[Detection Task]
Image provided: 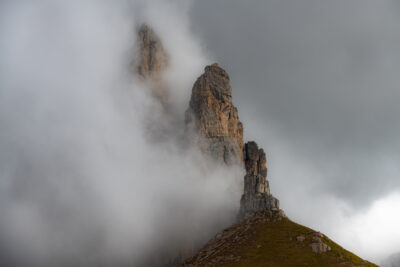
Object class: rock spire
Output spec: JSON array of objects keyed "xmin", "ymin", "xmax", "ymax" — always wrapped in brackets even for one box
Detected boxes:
[
  {"xmin": 185, "ymin": 63, "xmax": 282, "ymax": 218},
  {"xmin": 136, "ymin": 24, "xmax": 169, "ymax": 103},
  {"xmin": 185, "ymin": 63, "xmax": 244, "ymax": 165},
  {"xmin": 238, "ymin": 141, "xmax": 281, "ymax": 218}
]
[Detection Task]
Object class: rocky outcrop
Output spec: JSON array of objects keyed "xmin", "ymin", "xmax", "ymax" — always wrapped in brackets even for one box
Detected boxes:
[
  {"xmin": 185, "ymin": 63, "xmax": 281, "ymax": 217},
  {"xmin": 135, "ymin": 24, "xmax": 178, "ymax": 142},
  {"xmin": 296, "ymin": 232, "xmax": 331, "ymax": 254},
  {"xmin": 180, "ymin": 211, "xmax": 376, "ymax": 267},
  {"xmin": 132, "ymin": 25, "xmax": 376, "ymax": 267},
  {"xmin": 185, "ymin": 63, "xmax": 244, "ymax": 165},
  {"xmin": 310, "ymin": 232, "xmax": 331, "ymax": 254},
  {"xmin": 136, "ymin": 24, "xmax": 169, "ymax": 103},
  {"xmin": 239, "ymin": 141, "xmax": 281, "ymax": 219},
  {"xmin": 179, "ymin": 211, "xmax": 286, "ymax": 267}
]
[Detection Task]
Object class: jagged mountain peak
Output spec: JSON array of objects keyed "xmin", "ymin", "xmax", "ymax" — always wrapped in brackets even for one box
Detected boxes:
[
  {"xmin": 204, "ymin": 63, "xmax": 230, "ymax": 80},
  {"xmin": 180, "ymin": 63, "xmax": 376, "ymax": 266},
  {"xmin": 136, "ymin": 23, "xmax": 168, "ymax": 81},
  {"xmin": 136, "ymin": 24, "xmax": 170, "ymax": 105},
  {"xmin": 239, "ymin": 141, "xmax": 281, "ymax": 219},
  {"xmin": 185, "ymin": 63, "xmax": 282, "ymax": 218},
  {"xmin": 185, "ymin": 63, "xmax": 244, "ymax": 165}
]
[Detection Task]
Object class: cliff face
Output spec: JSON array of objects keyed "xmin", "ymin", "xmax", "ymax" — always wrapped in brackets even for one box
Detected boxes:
[
  {"xmin": 185, "ymin": 63, "xmax": 244, "ymax": 165},
  {"xmin": 181, "ymin": 64, "xmax": 376, "ymax": 266},
  {"xmin": 136, "ymin": 24, "xmax": 169, "ymax": 103},
  {"xmin": 137, "ymin": 24, "xmax": 168, "ymax": 81},
  {"xmin": 185, "ymin": 63, "xmax": 281, "ymax": 217},
  {"xmin": 239, "ymin": 141, "xmax": 280, "ymax": 219},
  {"xmin": 134, "ymin": 25, "xmax": 375, "ymax": 267}
]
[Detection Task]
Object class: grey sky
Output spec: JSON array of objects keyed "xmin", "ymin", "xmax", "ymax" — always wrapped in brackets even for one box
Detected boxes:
[
  {"xmin": 0, "ymin": 1, "xmax": 399, "ymax": 265},
  {"xmin": 190, "ymin": 0, "xmax": 400, "ymax": 208}
]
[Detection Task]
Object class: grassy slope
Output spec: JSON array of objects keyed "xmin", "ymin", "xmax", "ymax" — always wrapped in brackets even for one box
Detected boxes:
[{"xmin": 181, "ymin": 212, "xmax": 378, "ymax": 267}]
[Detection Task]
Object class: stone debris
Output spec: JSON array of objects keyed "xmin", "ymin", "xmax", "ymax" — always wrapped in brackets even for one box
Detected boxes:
[
  {"xmin": 310, "ymin": 242, "xmax": 331, "ymax": 254},
  {"xmin": 310, "ymin": 232, "xmax": 331, "ymax": 254}
]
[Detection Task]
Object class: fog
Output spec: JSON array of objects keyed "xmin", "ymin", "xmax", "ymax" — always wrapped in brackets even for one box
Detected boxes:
[
  {"xmin": 1, "ymin": 1, "xmax": 399, "ymax": 266},
  {"xmin": 0, "ymin": 1, "xmax": 242, "ymax": 266},
  {"xmin": 190, "ymin": 0, "xmax": 400, "ymax": 264}
]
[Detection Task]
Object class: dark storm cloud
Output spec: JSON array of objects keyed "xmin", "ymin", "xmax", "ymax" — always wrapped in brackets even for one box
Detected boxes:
[{"xmin": 190, "ymin": 0, "xmax": 400, "ymax": 208}]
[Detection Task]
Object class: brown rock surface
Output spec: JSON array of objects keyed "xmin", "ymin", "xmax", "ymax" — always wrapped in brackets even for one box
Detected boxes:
[
  {"xmin": 239, "ymin": 141, "xmax": 281, "ymax": 219},
  {"xmin": 185, "ymin": 63, "xmax": 244, "ymax": 165},
  {"xmin": 136, "ymin": 24, "xmax": 169, "ymax": 103},
  {"xmin": 135, "ymin": 24, "xmax": 178, "ymax": 141},
  {"xmin": 185, "ymin": 64, "xmax": 281, "ymax": 217}
]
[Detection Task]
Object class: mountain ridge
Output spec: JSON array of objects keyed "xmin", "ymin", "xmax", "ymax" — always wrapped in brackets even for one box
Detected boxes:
[
  {"xmin": 179, "ymin": 211, "xmax": 378, "ymax": 267},
  {"xmin": 179, "ymin": 62, "xmax": 377, "ymax": 267},
  {"xmin": 135, "ymin": 24, "xmax": 377, "ymax": 267}
]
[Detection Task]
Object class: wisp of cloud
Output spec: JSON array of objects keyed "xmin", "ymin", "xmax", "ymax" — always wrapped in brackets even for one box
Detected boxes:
[{"xmin": 0, "ymin": 1, "xmax": 243, "ymax": 266}]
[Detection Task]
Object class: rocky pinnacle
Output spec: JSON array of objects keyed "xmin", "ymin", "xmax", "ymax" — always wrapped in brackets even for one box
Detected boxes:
[
  {"xmin": 238, "ymin": 141, "xmax": 281, "ymax": 219},
  {"xmin": 185, "ymin": 63, "xmax": 244, "ymax": 165},
  {"xmin": 136, "ymin": 25, "xmax": 282, "ymax": 219},
  {"xmin": 136, "ymin": 24, "xmax": 169, "ymax": 103},
  {"xmin": 185, "ymin": 63, "xmax": 282, "ymax": 218}
]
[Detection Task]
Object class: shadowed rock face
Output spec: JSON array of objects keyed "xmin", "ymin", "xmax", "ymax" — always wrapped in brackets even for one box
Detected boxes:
[
  {"xmin": 239, "ymin": 141, "xmax": 281, "ymax": 219},
  {"xmin": 136, "ymin": 24, "xmax": 169, "ymax": 103},
  {"xmin": 185, "ymin": 63, "xmax": 244, "ymax": 165}
]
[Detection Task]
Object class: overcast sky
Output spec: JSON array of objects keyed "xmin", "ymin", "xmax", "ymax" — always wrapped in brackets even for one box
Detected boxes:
[
  {"xmin": 190, "ymin": 0, "xmax": 400, "ymax": 262},
  {"xmin": 0, "ymin": 1, "xmax": 399, "ymax": 265}
]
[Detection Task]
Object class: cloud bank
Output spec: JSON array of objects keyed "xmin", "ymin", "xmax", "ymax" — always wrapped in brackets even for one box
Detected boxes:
[
  {"xmin": 190, "ymin": 0, "xmax": 400, "ymax": 263},
  {"xmin": 0, "ymin": 1, "xmax": 242, "ymax": 266}
]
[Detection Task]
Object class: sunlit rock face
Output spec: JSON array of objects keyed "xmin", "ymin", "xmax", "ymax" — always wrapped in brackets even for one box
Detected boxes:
[
  {"xmin": 185, "ymin": 63, "xmax": 244, "ymax": 165},
  {"xmin": 239, "ymin": 141, "xmax": 281, "ymax": 219}
]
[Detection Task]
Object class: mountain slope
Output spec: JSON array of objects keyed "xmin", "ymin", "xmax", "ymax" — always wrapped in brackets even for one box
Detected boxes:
[
  {"xmin": 134, "ymin": 25, "xmax": 377, "ymax": 267},
  {"xmin": 180, "ymin": 211, "xmax": 377, "ymax": 267}
]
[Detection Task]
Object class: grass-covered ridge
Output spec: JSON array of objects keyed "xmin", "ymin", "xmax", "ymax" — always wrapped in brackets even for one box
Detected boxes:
[{"xmin": 180, "ymin": 211, "xmax": 378, "ymax": 267}]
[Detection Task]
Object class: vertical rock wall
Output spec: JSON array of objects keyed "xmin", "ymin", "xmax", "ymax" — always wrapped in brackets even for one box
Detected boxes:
[
  {"xmin": 238, "ymin": 141, "xmax": 281, "ymax": 219},
  {"xmin": 185, "ymin": 63, "xmax": 244, "ymax": 165},
  {"xmin": 185, "ymin": 63, "xmax": 282, "ymax": 219},
  {"xmin": 136, "ymin": 24, "xmax": 169, "ymax": 104},
  {"xmin": 135, "ymin": 24, "xmax": 282, "ymax": 219}
]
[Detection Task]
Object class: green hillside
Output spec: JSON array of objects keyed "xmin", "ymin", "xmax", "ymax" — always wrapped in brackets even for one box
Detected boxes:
[{"xmin": 180, "ymin": 211, "xmax": 378, "ymax": 267}]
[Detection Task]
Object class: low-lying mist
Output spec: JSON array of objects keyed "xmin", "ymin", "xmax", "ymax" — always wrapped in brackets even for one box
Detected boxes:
[{"xmin": 0, "ymin": 1, "xmax": 243, "ymax": 266}]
